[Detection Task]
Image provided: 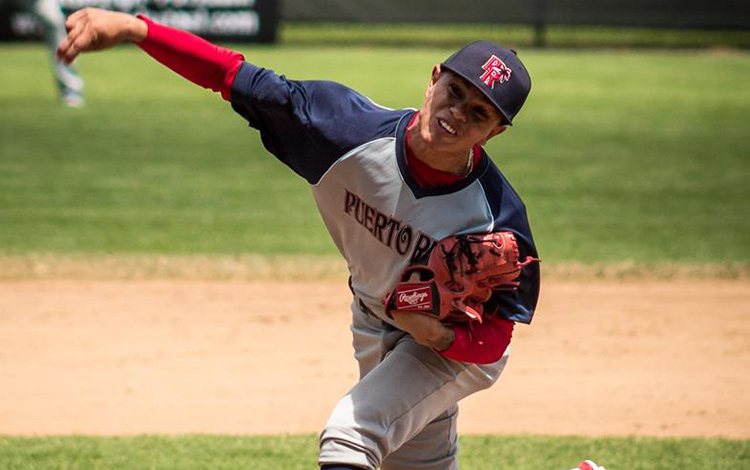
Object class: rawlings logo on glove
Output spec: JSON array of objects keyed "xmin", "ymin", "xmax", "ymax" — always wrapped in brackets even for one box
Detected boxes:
[
  {"xmin": 385, "ymin": 231, "xmax": 539, "ymax": 323},
  {"xmin": 397, "ymin": 288, "xmax": 432, "ymax": 308}
]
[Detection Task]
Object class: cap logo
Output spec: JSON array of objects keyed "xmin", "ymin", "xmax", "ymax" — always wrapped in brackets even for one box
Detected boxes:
[{"xmin": 480, "ymin": 55, "xmax": 512, "ymax": 88}]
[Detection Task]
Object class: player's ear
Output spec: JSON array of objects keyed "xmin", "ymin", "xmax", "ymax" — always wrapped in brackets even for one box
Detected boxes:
[
  {"xmin": 479, "ymin": 124, "xmax": 508, "ymax": 145},
  {"xmin": 431, "ymin": 64, "xmax": 441, "ymax": 83},
  {"xmin": 426, "ymin": 65, "xmax": 441, "ymax": 98}
]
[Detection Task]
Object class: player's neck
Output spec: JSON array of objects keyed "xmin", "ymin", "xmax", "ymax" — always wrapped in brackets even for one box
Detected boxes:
[{"xmin": 406, "ymin": 114, "xmax": 474, "ymax": 176}]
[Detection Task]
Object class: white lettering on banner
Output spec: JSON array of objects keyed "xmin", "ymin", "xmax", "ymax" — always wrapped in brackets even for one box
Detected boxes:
[
  {"xmin": 210, "ymin": 11, "xmax": 259, "ymax": 34},
  {"xmin": 143, "ymin": 10, "xmax": 258, "ymax": 34},
  {"xmin": 112, "ymin": 0, "xmax": 140, "ymax": 10},
  {"xmin": 61, "ymin": 0, "xmax": 121, "ymax": 9},
  {"xmin": 6, "ymin": 0, "xmax": 269, "ymax": 41},
  {"xmin": 11, "ymin": 13, "xmax": 41, "ymax": 35},
  {"xmin": 148, "ymin": 10, "xmax": 208, "ymax": 31},
  {"xmin": 59, "ymin": 0, "xmax": 256, "ymax": 10},
  {"xmin": 199, "ymin": 0, "xmax": 256, "ymax": 7}
]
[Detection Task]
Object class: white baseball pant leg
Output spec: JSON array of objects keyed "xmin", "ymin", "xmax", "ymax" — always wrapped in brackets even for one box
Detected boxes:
[{"xmin": 319, "ymin": 301, "xmax": 510, "ymax": 470}]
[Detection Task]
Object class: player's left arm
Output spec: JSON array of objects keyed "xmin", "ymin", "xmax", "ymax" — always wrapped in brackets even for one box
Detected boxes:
[
  {"xmin": 391, "ymin": 310, "xmax": 455, "ymax": 351},
  {"xmin": 391, "ymin": 310, "xmax": 514, "ymax": 364}
]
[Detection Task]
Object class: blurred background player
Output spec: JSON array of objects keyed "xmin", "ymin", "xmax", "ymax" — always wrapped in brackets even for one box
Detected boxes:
[{"xmin": 3, "ymin": 0, "xmax": 84, "ymax": 106}]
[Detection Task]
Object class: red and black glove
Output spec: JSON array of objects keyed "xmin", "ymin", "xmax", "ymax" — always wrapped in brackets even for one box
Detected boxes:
[{"xmin": 385, "ymin": 231, "xmax": 539, "ymax": 323}]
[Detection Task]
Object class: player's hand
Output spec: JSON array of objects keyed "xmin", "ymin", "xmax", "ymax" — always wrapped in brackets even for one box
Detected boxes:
[
  {"xmin": 391, "ymin": 311, "xmax": 455, "ymax": 351},
  {"xmin": 56, "ymin": 8, "xmax": 148, "ymax": 65}
]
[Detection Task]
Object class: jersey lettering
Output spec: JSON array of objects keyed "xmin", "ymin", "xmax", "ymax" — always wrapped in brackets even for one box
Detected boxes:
[
  {"xmin": 344, "ymin": 189, "xmax": 436, "ymax": 261},
  {"xmin": 395, "ymin": 226, "xmax": 412, "ymax": 255},
  {"xmin": 411, "ymin": 233, "xmax": 435, "ymax": 264}
]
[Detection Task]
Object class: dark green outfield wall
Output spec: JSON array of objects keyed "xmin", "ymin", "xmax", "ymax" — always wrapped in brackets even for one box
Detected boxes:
[{"xmin": 282, "ymin": 0, "xmax": 750, "ymax": 29}]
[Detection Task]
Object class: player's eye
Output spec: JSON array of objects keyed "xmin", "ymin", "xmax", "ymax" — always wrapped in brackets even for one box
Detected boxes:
[
  {"xmin": 449, "ymin": 83, "xmax": 462, "ymax": 99},
  {"xmin": 474, "ymin": 107, "xmax": 489, "ymax": 120}
]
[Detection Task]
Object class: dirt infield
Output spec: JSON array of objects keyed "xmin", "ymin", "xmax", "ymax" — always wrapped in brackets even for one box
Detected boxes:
[{"xmin": 0, "ymin": 279, "xmax": 748, "ymax": 438}]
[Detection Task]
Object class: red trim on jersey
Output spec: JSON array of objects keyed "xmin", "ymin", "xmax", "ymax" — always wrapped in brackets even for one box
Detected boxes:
[
  {"xmin": 136, "ymin": 15, "xmax": 244, "ymax": 101},
  {"xmin": 404, "ymin": 113, "xmax": 512, "ymax": 364}
]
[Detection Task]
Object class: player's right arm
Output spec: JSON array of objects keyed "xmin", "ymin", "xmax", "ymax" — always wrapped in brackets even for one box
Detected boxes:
[
  {"xmin": 57, "ymin": 8, "xmax": 402, "ymax": 184},
  {"xmin": 57, "ymin": 8, "xmax": 244, "ymax": 101},
  {"xmin": 56, "ymin": 8, "xmax": 147, "ymax": 63}
]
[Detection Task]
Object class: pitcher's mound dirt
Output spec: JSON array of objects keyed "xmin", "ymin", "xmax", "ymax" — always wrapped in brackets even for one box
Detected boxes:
[{"xmin": 0, "ymin": 280, "xmax": 748, "ymax": 438}]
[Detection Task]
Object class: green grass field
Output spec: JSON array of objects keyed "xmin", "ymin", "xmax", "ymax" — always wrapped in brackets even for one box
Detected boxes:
[
  {"xmin": 1, "ymin": 44, "xmax": 748, "ymax": 268},
  {"xmin": 1, "ymin": 38, "xmax": 749, "ymax": 470},
  {"xmin": 0, "ymin": 434, "xmax": 748, "ymax": 470}
]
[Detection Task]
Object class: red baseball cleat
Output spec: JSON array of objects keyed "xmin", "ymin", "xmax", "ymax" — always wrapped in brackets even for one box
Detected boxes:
[{"xmin": 577, "ymin": 460, "xmax": 607, "ymax": 470}]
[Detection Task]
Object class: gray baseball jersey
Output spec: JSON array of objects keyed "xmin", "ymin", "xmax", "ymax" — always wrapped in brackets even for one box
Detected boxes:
[{"xmin": 231, "ymin": 61, "xmax": 540, "ymax": 470}]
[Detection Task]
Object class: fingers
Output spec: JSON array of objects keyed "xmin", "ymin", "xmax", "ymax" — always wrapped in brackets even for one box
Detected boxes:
[
  {"xmin": 64, "ymin": 33, "xmax": 98, "ymax": 64},
  {"xmin": 56, "ymin": 8, "xmax": 108, "ymax": 65},
  {"xmin": 57, "ymin": 8, "xmax": 92, "ymax": 64},
  {"xmin": 65, "ymin": 17, "xmax": 85, "ymax": 41},
  {"xmin": 57, "ymin": 27, "xmax": 92, "ymax": 65},
  {"xmin": 65, "ymin": 6, "xmax": 90, "ymax": 30},
  {"xmin": 56, "ymin": 8, "xmax": 143, "ymax": 65},
  {"xmin": 57, "ymin": 20, "xmax": 84, "ymax": 62},
  {"xmin": 391, "ymin": 310, "xmax": 454, "ymax": 350}
]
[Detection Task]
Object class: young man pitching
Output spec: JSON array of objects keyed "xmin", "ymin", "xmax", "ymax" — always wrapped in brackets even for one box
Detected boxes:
[{"xmin": 57, "ymin": 8, "xmax": 606, "ymax": 470}]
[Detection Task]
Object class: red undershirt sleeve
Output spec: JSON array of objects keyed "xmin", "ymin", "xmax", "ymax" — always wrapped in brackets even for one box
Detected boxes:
[
  {"xmin": 135, "ymin": 15, "xmax": 244, "ymax": 101},
  {"xmin": 438, "ymin": 316, "xmax": 514, "ymax": 364}
]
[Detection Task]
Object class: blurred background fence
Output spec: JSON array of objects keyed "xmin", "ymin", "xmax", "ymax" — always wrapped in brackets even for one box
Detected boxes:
[
  {"xmin": 281, "ymin": 0, "xmax": 750, "ymax": 47},
  {"xmin": 283, "ymin": 0, "xmax": 750, "ymax": 28},
  {"xmin": 1, "ymin": 0, "xmax": 749, "ymax": 46}
]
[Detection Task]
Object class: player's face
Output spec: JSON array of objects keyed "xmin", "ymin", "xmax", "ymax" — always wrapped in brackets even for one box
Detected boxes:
[{"xmin": 419, "ymin": 66, "xmax": 508, "ymax": 153}]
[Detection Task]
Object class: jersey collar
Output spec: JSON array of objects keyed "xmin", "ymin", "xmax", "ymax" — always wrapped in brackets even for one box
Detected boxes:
[{"xmin": 396, "ymin": 110, "xmax": 489, "ymax": 199}]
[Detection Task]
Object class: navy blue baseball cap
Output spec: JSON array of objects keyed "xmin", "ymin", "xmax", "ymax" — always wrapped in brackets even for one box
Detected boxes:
[{"xmin": 441, "ymin": 41, "xmax": 531, "ymax": 125}]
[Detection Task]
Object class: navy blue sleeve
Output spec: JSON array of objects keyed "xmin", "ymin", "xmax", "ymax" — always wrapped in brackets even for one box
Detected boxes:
[
  {"xmin": 230, "ymin": 62, "xmax": 406, "ymax": 184},
  {"xmin": 479, "ymin": 162, "xmax": 541, "ymax": 324}
]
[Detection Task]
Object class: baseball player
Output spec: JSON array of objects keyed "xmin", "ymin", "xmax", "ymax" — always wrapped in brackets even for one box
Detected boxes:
[
  {"xmin": 57, "ymin": 9, "xmax": 606, "ymax": 470},
  {"xmin": 3, "ymin": 0, "xmax": 84, "ymax": 106}
]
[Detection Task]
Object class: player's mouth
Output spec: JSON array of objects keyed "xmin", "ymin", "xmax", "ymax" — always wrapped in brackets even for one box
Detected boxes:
[{"xmin": 437, "ymin": 118, "xmax": 457, "ymax": 136}]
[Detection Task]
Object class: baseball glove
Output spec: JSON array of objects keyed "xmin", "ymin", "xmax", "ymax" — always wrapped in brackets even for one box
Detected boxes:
[{"xmin": 385, "ymin": 231, "xmax": 539, "ymax": 323}]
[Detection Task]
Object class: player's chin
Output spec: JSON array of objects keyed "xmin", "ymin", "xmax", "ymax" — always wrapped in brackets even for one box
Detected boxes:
[
  {"xmin": 427, "ymin": 127, "xmax": 461, "ymax": 151},
  {"xmin": 432, "ymin": 133, "xmax": 473, "ymax": 153}
]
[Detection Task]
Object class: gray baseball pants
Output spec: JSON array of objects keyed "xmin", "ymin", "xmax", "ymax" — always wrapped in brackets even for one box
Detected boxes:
[{"xmin": 319, "ymin": 300, "xmax": 510, "ymax": 470}]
